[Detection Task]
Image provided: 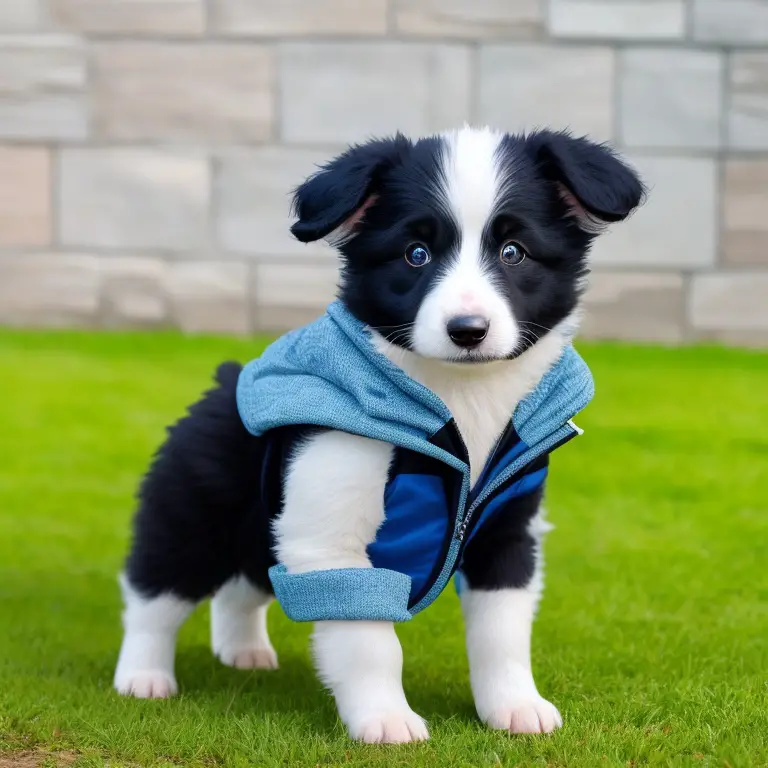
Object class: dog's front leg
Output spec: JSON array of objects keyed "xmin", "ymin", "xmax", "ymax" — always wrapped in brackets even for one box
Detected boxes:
[
  {"xmin": 274, "ymin": 430, "xmax": 428, "ymax": 743},
  {"xmin": 312, "ymin": 620, "xmax": 427, "ymax": 743},
  {"xmin": 459, "ymin": 491, "xmax": 562, "ymax": 734}
]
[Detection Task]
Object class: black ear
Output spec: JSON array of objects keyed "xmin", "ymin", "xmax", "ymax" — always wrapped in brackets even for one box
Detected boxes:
[
  {"xmin": 528, "ymin": 130, "xmax": 645, "ymax": 228},
  {"xmin": 290, "ymin": 134, "xmax": 411, "ymax": 243}
]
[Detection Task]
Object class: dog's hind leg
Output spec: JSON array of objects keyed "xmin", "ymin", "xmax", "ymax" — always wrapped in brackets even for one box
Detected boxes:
[
  {"xmin": 211, "ymin": 575, "xmax": 278, "ymax": 670},
  {"xmin": 114, "ymin": 574, "xmax": 195, "ymax": 698},
  {"xmin": 114, "ymin": 360, "xmax": 263, "ymax": 697}
]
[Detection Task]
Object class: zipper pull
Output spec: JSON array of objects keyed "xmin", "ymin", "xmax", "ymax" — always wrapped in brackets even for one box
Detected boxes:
[{"xmin": 456, "ymin": 519, "xmax": 468, "ymax": 542}]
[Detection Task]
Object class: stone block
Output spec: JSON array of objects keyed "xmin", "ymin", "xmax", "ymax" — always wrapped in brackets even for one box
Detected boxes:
[
  {"xmin": 167, "ymin": 261, "xmax": 250, "ymax": 334},
  {"xmin": 252, "ymin": 304, "xmax": 326, "ymax": 333},
  {"xmin": 393, "ymin": 0, "xmax": 541, "ymax": 39},
  {"xmin": 92, "ymin": 42, "xmax": 273, "ymax": 142},
  {"xmin": 215, "ymin": 146, "xmax": 337, "ymax": 260},
  {"xmin": 591, "ymin": 155, "xmax": 718, "ymax": 269},
  {"xmin": 477, "ymin": 44, "xmax": 614, "ymax": 141},
  {"xmin": 0, "ymin": 0, "xmax": 44, "ymax": 31},
  {"xmin": 619, "ymin": 48, "xmax": 723, "ymax": 149},
  {"xmin": 690, "ymin": 273, "xmax": 768, "ymax": 336},
  {"xmin": 548, "ymin": 0, "xmax": 685, "ymax": 39},
  {"xmin": 723, "ymin": 160, "xmax": 768, "ymax": 267},
  {"xmin": 213, "ymin": 0, "xmax": 386, "ymax": 35},
  {"xmin": 728, "ymin": 53, "xmax": 768, "ymax": 151},
  {"xmin": 692, "ymin": 0, "xmax": 768, "ymax": 44},
  {"xmin": 0, "ymin": 35, "xmax": 87, "ymax": 140},
  {"xmin": 59, "ymin": 148, "xmax": 209, "ymax": 251},
  {"xmin": 253, "ymin": 262, "xmax": 338, "ymax": 308},
  {"xmin": 279, "ymin": 43, "xmax": 471, "ymax": 144},
  {"xmin": 0, "ymin": 147, "xmax": 51, "ymax": 247},
  {"xmin": 101, "ymin": 256, "xmax": 169, "ymax": 327},
  {"xmin": 581, "ymin": 271, "xmax": 685, "ymax": 342},
  {"xmin": 0, "ymin": 253, "xmax": 99, "ymax": 327},
  {"xmin": 50, "ymin": 0, "xmax": 205, "ymax": 35},
  {"xmin": 252, "ymin": 262, "xmax": 339, "ymax": 332}
]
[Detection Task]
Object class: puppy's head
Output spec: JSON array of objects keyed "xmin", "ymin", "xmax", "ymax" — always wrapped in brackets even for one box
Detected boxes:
[{"xmin": 291, "ymin": 127, "xmax": 644, "ymax": 363}]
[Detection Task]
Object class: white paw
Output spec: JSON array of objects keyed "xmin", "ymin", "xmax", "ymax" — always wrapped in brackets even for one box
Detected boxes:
[
  {"xmin": 482, "ymin": 696, "xmax": 562, "ymax": 734},
  {"xmin": 217, "ymin": 645, "xmax": 279, "ymax": 670},
  {"xmin": 114, "ymin": 670, "xmax": 178, "ymax": 699},
  {"xmin": 347, "ymin": 710, "xmax": 429, "ymax": 744}
]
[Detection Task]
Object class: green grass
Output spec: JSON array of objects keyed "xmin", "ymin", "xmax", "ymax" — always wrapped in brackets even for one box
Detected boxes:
[{"xmin": 1, "ymin": 329, "xmax": 767, "ymax": 768}]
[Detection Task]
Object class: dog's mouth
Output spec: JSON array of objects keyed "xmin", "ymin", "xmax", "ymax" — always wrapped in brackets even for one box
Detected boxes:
[
  {"xmin": 445, "ymin": 350, "xmax": 506, "ymax": 364},
  {"xmin": 441, "ymin": 337, "xmax": 537, "ymax": 364}
]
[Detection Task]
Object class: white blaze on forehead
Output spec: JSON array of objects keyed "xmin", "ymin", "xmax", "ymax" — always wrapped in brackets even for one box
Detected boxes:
[{"xmin": 441, "ymin": 126, "xmax": 504, "ymax": 240}]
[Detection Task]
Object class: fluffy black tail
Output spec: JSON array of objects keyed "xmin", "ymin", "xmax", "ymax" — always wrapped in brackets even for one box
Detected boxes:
[
  {"xmin": 176, "ymin": 361, "xmax": 246, "ymax": 440},
  {"xmin": 213, "ymin": 360, "xmax": 243, "ymax": 390}
]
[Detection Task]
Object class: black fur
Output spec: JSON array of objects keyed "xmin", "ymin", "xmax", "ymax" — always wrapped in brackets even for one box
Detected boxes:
[
  {"xmin": 125, "ymin": 363, "xmax": 276, "ymax": 600},
  {"xmin": 460, "ymin": 485, "xmax": 546, "ymax": 591},
  {"xmin": 290, "ymin": 133, "xmax": 414, "ymax": 243},
  {"xmin": 527, "ymin": 130, "xmax": 646, "ymax": 222}
]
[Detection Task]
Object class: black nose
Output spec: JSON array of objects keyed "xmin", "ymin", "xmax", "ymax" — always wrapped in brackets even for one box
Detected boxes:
[{"xmin": 447, "ymin": 315, "xmax": 490, "ymax": 348}]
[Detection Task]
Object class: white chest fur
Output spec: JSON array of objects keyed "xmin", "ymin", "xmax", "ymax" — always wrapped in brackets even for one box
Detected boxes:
[{"xmin": 374, "ymin": 331, "xmax": 567, "ymax": 484}]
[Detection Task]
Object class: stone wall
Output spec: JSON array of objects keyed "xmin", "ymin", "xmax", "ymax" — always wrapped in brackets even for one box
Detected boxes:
[{"xmin": 0, "ymin": 0, "xmax": 767, "ymax": 344}]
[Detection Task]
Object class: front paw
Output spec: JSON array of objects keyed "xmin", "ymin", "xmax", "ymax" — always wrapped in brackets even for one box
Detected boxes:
[
  {"xmin": 481, "ymin": 695, "xmax": 562, "ymax": 734},
  {"xmin": 346, "ymin": 709, "xmax": 429, "ymax": 744}
]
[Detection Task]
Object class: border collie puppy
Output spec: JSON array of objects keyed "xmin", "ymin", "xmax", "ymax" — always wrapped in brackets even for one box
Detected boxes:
[{"xmin": 114, "ymin": 127, "xmax": 644, "ymax": 743}]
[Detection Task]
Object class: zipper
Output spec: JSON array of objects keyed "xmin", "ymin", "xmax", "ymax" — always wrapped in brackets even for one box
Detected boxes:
[
  {"xmin": 447, "ymin": 421, "xmax": 515, "ymax": 543},
  {"xmin": 409, "ymin": 420, "xmax": 581, "ymax": 616},
  {"xmin": 405, "ymin": 417, "xmax": 471, "ymax": 608},
  {"xmin": 466, "ymin": 419, "xmax": 518, "ymax": 507},
  {"xmin": 455, "ymin": 422, "xmax": 578, "ymax": 543}
]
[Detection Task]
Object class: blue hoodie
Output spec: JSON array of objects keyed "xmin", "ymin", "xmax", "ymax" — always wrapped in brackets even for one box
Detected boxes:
[{"xmin": 236, "ymin": 301, "xmax": 594, "ymax": 623}]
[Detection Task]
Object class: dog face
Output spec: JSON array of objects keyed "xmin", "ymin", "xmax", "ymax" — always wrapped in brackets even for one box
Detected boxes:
[{"xmin": 290, "ymin": 127, "xmax": 644, "ymax": 363}]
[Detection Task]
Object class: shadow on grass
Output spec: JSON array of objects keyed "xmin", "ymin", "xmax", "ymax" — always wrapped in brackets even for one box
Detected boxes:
[{"xmin": 175, "ymin": 646, "xmax": 325, "ymax": 713}]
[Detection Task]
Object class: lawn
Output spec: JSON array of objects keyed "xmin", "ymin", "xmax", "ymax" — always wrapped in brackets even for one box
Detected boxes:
[{"xmin": 0, "ymin": 329, "xmax": 766, "ymax": 768}]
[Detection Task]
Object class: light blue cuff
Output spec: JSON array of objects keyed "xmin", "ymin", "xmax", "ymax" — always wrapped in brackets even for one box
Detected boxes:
[{"xmin": 268, "ymin": 564, "xmax": 413, "ymax": 623}]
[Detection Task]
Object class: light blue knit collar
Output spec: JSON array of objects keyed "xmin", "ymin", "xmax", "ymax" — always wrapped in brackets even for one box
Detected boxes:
[{"xmin": 324, "ymin": 301, "xmax": 453, "ymax": 418}]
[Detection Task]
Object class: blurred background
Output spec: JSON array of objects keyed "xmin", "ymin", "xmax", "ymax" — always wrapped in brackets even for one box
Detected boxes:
[{"xmin": 0, "ymin": 0, "xmax": 766, "ymax": 345}]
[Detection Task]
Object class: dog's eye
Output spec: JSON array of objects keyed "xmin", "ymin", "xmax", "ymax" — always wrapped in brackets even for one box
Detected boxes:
[
  {"xmin": 405, "ymin": 243, "xmax": 431, "ymax": 268},
  {"xmin": 500, "ymin": 241, "xmax": 526, "ymax": 266}
]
